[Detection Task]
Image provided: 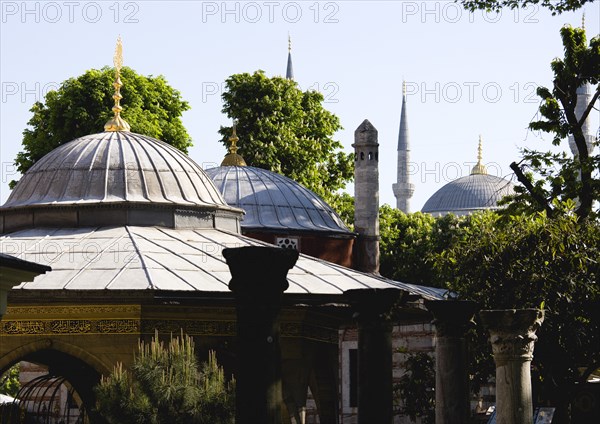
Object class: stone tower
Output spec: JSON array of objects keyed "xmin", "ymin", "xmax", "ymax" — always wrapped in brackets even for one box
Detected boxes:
[
  {"xmin": 568, "ymin": 82, "xmax": 596, "ymax": 157},
  {"xmin": 392, "ymin": 82, "xmax": 415, "ymax": 213},
  {"xmin": 353, "ymin": 119, "xmax": 380, "ymax": 274}
]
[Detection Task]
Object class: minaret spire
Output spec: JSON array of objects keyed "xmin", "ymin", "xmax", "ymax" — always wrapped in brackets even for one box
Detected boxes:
[
  {"xmin": 392, "ymin": 81, "xmax": 415, "ymax": 213},
  {"xmin": 286, "ymin": 33, "xmax": 294, "ymax": 80},
  {"xmin": 104, "ymin": 36, "xmax": 131, "ymax": 132}
]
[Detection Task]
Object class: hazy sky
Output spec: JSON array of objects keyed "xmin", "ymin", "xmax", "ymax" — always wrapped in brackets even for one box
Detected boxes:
[{"xmin": 1, "ymin": 0, "xmax": 599, "ymax": 210}]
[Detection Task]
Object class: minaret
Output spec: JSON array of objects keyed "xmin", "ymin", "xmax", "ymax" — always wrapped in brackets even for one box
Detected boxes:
[
  {"xmin": 392, "ymin": 81, "xmax": 415, "ymax": 212},
  {"xmin": 568, "ymin": 14, "xmax": 596, "ymax": 157},
  {"xmin": 353, "ymin": 119, "xmax": 379, "ymax": 274},
  {"xmin": 286, "ymin": 34, "xmax": 294, "ymax": 80}
]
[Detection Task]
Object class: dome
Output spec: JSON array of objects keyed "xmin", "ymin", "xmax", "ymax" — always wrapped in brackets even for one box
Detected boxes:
[
  {"xmin": 4, "ymin": 132, "xmax": 228, "ymax": 208},
  {"xmin": 205, "ymin": 166, "xmax": 351, "ymax": 234},
  {"xmin": 421, "ymin": 173, "xmax": 516, "ymax": 216}
]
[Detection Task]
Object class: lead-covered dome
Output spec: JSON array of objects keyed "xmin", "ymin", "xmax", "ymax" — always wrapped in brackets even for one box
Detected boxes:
[
  {"xmin": 4, "ymin": 132, "xmax": 227, "ymax": 208},
  {"xmin": 421, "ymin": 173, "xmax": 515, "ymax": 216},
  {"xmin": 205, "ymin": 166, "xmax": 351, "ymax": 235}
]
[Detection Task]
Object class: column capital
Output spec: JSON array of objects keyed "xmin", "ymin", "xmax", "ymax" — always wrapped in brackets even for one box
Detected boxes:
[
  {"xmin": 223, "ymin": 246, "xmax": 298, "ymax": 297},
  {"xmin": 425, "ymin": 300, "xmax": 479, "ymax": 337},
  {"xmin": 480, "ymin": 309, "xmax": 544, "ymax": 363}
]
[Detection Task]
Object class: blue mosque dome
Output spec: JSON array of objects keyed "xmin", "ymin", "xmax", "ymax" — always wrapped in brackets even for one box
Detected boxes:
[{"xmin": 421, "ymin": 137, "xmax": 516, "ymax": 216}]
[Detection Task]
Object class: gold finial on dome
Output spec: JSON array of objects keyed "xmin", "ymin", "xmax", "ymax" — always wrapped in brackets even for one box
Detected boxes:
[
  {"xmin": 104, "ymin": 36, "xmax": 131, "ymax": 132},
  {"xmin": 471, "ymin": 135, "xmax": 487, "ymax": 175},
  {"xmin": 221, "ymin": 122, "xmax": 247, "ymax": 166}
]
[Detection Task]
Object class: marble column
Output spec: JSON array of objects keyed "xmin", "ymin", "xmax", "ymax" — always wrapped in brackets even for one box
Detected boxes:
[
  {"xmin": 480, "ymin": 309, "xmax": 544, "ymax": 424},
  {"xmin": 224, "ymin": 246, "xmax": 299, "ymax": 424},
  {"xmin": 345, "ymin": 288, "xmax": 407, "ymax": 424},
  {"xmin": 425, "ymin": 300, "xmax": 479, "ymax": 424}
]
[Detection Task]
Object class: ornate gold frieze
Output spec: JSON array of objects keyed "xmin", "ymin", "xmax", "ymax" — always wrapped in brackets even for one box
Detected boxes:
[
  {"xmin": 5, "ymin": 305, "xmax": 141, "ymax": 317},
  {"xmin": 0, "ymin": 319, "xmax": 140, "ymax": 335}
]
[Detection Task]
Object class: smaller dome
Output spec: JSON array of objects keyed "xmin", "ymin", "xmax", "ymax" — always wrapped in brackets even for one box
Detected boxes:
[
  {"xmin": 205, "ymin": 166, "xmax": 351, "ymax": 234},
  {"xmin": 421, "ymin": 174, "xmax": 515, "ymax": 216}
]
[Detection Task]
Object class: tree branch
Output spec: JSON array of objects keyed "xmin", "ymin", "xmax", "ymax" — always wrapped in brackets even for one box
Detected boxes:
[{"xmin": 510, "ymin": 162, "xmax": 554, "ymax": 216}]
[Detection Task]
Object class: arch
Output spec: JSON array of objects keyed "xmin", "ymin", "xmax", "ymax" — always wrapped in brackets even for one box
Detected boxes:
[
  {"xmin": 0, "ymin": 338, "xmax": 111, "ymax": 377},
  {"xmin": 360, "ymin": 152, "xmax": 364, "ymax": 160}
]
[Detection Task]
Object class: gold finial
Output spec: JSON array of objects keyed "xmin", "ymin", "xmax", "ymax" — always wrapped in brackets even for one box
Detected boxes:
[
  {"xmin": 104, "ymin": 36, "xmax": 131, "ymax": 132},
  {"xmin": 288, "ymin": 33, "xmax": 292, "ymax": 52},
  {"xmin": 471, "ymin": 135, "xmax": 487, "ymax": 175},
  {"xmin": 221, "ymin": 122, "xmax": 247, "ymax": 166}
]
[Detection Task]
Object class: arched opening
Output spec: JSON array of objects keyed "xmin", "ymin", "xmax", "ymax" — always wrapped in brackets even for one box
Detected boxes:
[{"xmin": 0, "ymin": 349, "xmax": 100, "ymax": 424}]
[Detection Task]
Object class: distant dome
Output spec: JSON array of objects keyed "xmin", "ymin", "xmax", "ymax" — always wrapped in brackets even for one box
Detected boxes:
[
  {"xmin": 421, "ymin": 173, "xmax": 516, "ymax": 216},
  {"xmin": 205, "ymin": 166, "xmax": 351, "ymax": 234},
  {"xmin": 4, "ymin": 132, "xmax": 227, "ymax": 208}
]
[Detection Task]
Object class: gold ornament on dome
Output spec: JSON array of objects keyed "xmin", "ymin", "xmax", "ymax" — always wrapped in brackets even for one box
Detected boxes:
[
  {"xmin": 221, "ymin": 122, "xmax": 247, "ymax": 166},
  {"xmin": 104, "ymin": 36, "xmax": 131, "ymax": 132}
]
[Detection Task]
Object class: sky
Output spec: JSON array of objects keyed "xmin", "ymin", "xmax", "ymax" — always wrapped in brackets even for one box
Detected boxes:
[{"xmin": 1, "ymin": 0, "xmax": 599, "ymax": 211}]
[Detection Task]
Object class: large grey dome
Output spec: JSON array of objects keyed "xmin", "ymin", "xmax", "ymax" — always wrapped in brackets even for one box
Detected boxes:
[
  {"xmin": 4, "ymin": 132, "xmax": 227, "ymax": 208},
  {"xmin": 421, "ymin": 173, "xmax": 516, "ymax": 216},
  {"xmin": 205, "ymin": 166, "xmax": 351, "ymax": 234}
]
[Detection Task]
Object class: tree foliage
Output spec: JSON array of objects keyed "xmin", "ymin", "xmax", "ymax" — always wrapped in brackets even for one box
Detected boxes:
[
  {"xmin": 13, "ymin": 67, "xmax": 191, "ymax": 187},
  {"xmin": 394, "ymin": 351, "xmax": 435, "ymax": 424},
  {"xmin": 0, "ymin": 364, "xmax": 20, "ymax": 398},
  {"xmin": 459, "ymin": 0, "xmax": 595, "ymax": 14},
  {"xmin": 95, "ymin": 331, "xmax": 235, "ymax": 424},
  {"xmin": 437, "ymin": 209, "xmax": 600, "ymax": 421},
  {"xmin": 506, "ymin": 26, "xmax": 600, "ymax": 219},
  {"xmin": 379, "ymin": 206, "xmax": 470, "ymax": 286},
  {"xmin": 219, "ymin": 71, "xmax": 353, "ymax": 202}
]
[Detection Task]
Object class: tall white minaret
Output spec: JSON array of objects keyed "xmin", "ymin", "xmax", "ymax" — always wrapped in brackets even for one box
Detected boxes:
[
  {"xmin": 568, "ymin": 15, "xmax": 597, "ymax": 157},
  {"xmin": 353, "ymin": 119, "xmax": 380, "ymax": 274},
  {"xmin": 286, "ymin": 34, "xmax": 294, "ymax": 80},
  {"xmin": 392, "ymin": 81, "xmax": 415, "ymax": 213}
]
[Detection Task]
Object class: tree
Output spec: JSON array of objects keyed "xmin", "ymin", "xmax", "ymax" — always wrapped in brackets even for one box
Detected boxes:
[
  {"xmin": 378, "ymin": 206, "xmax": 472, "ymax": 287},
  {"xmin": 12, "ymin": 67, "xmax": 191, "ymax": 187},
  {"xmin": 0, "ymin": 364, "xmax": 20, "ymax": 398},
  {"xmin": 218, "ymin": 71, "xmax": 353, "ymax": 203},
  {"xmin": 506, "ymin": 26, "xmax": 599, "ymax": 219},
  {"xmin": 436, "ymin": 209, "xmax": 600, "ymax": 423},
  {"xmin": 95, "ymin": 331, "xmax": 235, "ymax": 424},
  {"xmin": 394, "ymin": 351, "xmax": 435, "ymax": 424},
  {"xmin": 460, "ymin": 0, "xmax": 595, "ymax": 14}
]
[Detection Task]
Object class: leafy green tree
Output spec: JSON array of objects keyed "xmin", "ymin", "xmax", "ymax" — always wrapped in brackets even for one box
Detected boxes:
[
  {"xmin": 436, "ymin": 208, "xmax": 600, "ymax": 423},
  {"xmin": 506, "ymin": 25, "xmax": 599, "ymax": 219},
  {"xmin": 394, "ymin": 351, "xmax": 435, "ymax": 424},
  {"xmin": 0, "ymin": 364, "xmax": 20, "ymax": 398},
  {"xmin": 95, "ymin": 331, "xmax": 235, "ymax": 424},
  {"xmin": 218, "ymin": 71, "xmax": 353, "ymax": 203},
  {"xmin": 12, "ymin": 67, "xmax": 191, "ymax": 187},
  {"xmin": 460, "ymin": 0, "xmax": 595, "ymax": 14}
]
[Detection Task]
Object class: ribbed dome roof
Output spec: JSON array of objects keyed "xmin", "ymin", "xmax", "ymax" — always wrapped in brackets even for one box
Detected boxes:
[
  {"xmin": 421, "ymin": 173, "xmax": 516, "ymax": 216},
  {"xmin": 205, "ymin": 166, "xmax": 351, "ymax": 234},
  {"xmin": 4, "ymin": 132, "xmax": 228, "ymax": 208}
]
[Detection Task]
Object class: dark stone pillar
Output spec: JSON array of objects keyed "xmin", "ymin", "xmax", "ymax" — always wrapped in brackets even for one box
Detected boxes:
[
  {"xmin": 480, "ymin": 309, "xmax": 544, "ymax": 424},
  {"xmin": 224, "ymin": 246, "xmax": 299, "ymax": 424},
  {"xmin": 425, "ymin": 300, "xmax": 479, "ymax": 424},
  {"xmin": 345, "ymin": 288, "xmax": 407, "ymax": 424}
]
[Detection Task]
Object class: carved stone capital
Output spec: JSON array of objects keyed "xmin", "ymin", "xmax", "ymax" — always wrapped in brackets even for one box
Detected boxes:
[{"xmin": 480, "ymin": 309, "xmax": 544, "ymax": 364}]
